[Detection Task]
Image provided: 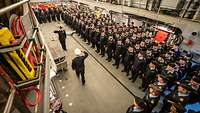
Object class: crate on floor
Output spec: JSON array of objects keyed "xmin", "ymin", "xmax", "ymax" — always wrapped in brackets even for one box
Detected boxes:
[
  {"xmin": 51, "ymin": 47, "xmax": 67, "ymax": 72},
  {"xmin": 56, "ymin": 59, "xmax": 67, "ymax": 72}
]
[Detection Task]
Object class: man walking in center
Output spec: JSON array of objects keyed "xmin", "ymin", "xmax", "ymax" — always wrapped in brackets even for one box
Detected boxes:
[{"xmin": 72, "ymin": 48, "xmax": 88, "ymax": 85}]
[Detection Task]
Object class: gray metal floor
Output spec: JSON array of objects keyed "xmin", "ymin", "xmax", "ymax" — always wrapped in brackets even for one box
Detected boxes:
[{"xmin": 40, "ymin": 22, "xmax": 144, "ymax": 113}]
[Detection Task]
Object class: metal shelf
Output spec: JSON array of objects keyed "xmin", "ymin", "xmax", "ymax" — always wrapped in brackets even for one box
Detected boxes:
[
  {"xmin": 0, "ymin": 26, "xmax": 38, "ymax": 54},
  {"xmin": 15, "ymin": 44, "xmax": 45, "ymax": 89},
  {"xmin": 0, "ymin": 35, "xmax": 26, "ymax": 53},
  {"xmin": 3, "ymin": 88, "xmax": 16, "ymax": 113},
  {"xmin": 0, "ymin": 0, "xmax": 52, "ymax": 113}
]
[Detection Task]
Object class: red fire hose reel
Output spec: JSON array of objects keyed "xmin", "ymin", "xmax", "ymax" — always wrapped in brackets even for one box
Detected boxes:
[
  {"xmin": 0, "ymin": 65, "xmax": 41, "ymax": 107},
  {"xmin": 19, "ymin": 86, "xmax": 42, "ymax": 107}
]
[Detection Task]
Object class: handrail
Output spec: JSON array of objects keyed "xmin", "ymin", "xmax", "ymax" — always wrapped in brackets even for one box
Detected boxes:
[
  {"xmin": 0, "ymin": 0, "xmax": 29, "ymax": 15},
  {"xmin": 43, "ymin": 54, "xmax": 50, "ymax": 113},
  {"xmin": 25, "ymin": 28, "xmax": 38, "ymax": 57},
  {"xmin": 34, "ymin": 45, "xmax": 45, "ymax": 113},
  {"xmin": 26, "ymin": 2, "xmax": 57, "ymax": 72}
]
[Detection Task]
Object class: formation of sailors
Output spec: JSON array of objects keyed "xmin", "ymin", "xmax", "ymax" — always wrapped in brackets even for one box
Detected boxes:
[
  {"xmin": 61, "ymin": 6, "xmax": 200, "ymax": 113},
  {"xmin": 33, "ymin": 6, "xmax": 62, "ymax": 24},
  {"xmin": 33, "ymin": 4, "xmax": 200, "ymax": 113}
]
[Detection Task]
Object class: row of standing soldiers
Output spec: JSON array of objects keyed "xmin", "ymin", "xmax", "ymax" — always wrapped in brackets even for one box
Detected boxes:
[
  {"xmin": 61, "ymin": 6, "xmax": 200, "ymax": 113},
  {"xmin": 33, "ymin": 7, "xmax": 62, "ymax": 24}
]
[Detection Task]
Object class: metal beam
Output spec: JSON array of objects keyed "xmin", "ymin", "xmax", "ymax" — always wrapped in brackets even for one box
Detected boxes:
[
  {"xmin": 3, "ymin": 88, "xmax": 16, "ymax": 113},
  {"xmin": 15, "ymin": 78, "xmax": 40, "ymax": 89},
  {"xmin": 0, "ymin": 0, "xmax": 29, "ymax": 15},
  {"xmin": 0, "ymin": 36, "xmax": 27, "ymax": 53},
  {"xmin": 34, "ymin": 45, "xmax": 45, "ymax": 113},
  {"xmin": 43, "ymin": 54, "xmax": 51, "ymax": 113},
  {"xmin": 25, "ymin": 29, "xmax": 37, "ymax": 57}
]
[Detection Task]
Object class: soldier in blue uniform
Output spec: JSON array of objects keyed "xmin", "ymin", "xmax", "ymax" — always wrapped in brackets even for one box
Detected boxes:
[
  {"xmin": 143, "ymin": 84, "xmax": 162, "ymax": 112},
  {"xmin": 94, "ymin": 27, "xmax": 101, "ymax": 53},
  {"xmin": 122, "ymin": 46, "xmax": 134, "ymax": 76},
  {"xmin": 54, "ymin": 26, "xmax": 67, "ymax": 51},
  {"xmin": 140, "ymin": 62, "xmax": 157, "ymax": 91},
  {"xmin": 129, "ymin": 52, "xmax": 146, "ymax": 82},
  {"xmin": 51, "ymin": 7, "xmax": 57, "ymax": 21},
  {"xmin": 113, "ymin": 40, "xmax": 123, "ymax": 69},
  {"xmin": 126, "ymin": 96, "xmax": 147, "ymax": 113},
  {"xmin": 100, "ymin": 31, "xmax": 107, "ymax": 57},
  {"xmin": 106, "ymin": 35, "xmax": 115, "ymax": 62}
]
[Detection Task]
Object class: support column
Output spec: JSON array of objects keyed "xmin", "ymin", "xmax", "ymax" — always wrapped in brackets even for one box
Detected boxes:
[
  {"xmin": 156, "ymin": 0, "xmax": 163, "ymax": 14},
  {"xmin": 181, "ymin": 0, "xmax": 193, "ymax": 18},
  {"xmin": 43, "ymin": 55, "xmax": 50, "ymax": 113},
  {"xmin": 193, "ymin": 5, "xmax": 200, "ymax": 20}
]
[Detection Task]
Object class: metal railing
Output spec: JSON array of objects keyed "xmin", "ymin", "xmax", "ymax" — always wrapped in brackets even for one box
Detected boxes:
[
  {"xmin": 25, "ymin": 27, "xmax": 38, "ymax": 57},
  {"xmin": 0, "ymin": 0, "xmax": 53, "ymax": 113},
  {"xmin": 0, "ymin": 0, "xmax": 29, "ymax": 15}
]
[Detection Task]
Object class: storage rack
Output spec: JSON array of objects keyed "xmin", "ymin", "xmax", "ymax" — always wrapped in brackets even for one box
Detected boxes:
[{"xmin": 0, "ymin": 0, "xmax": 56, "ymax": 113}]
